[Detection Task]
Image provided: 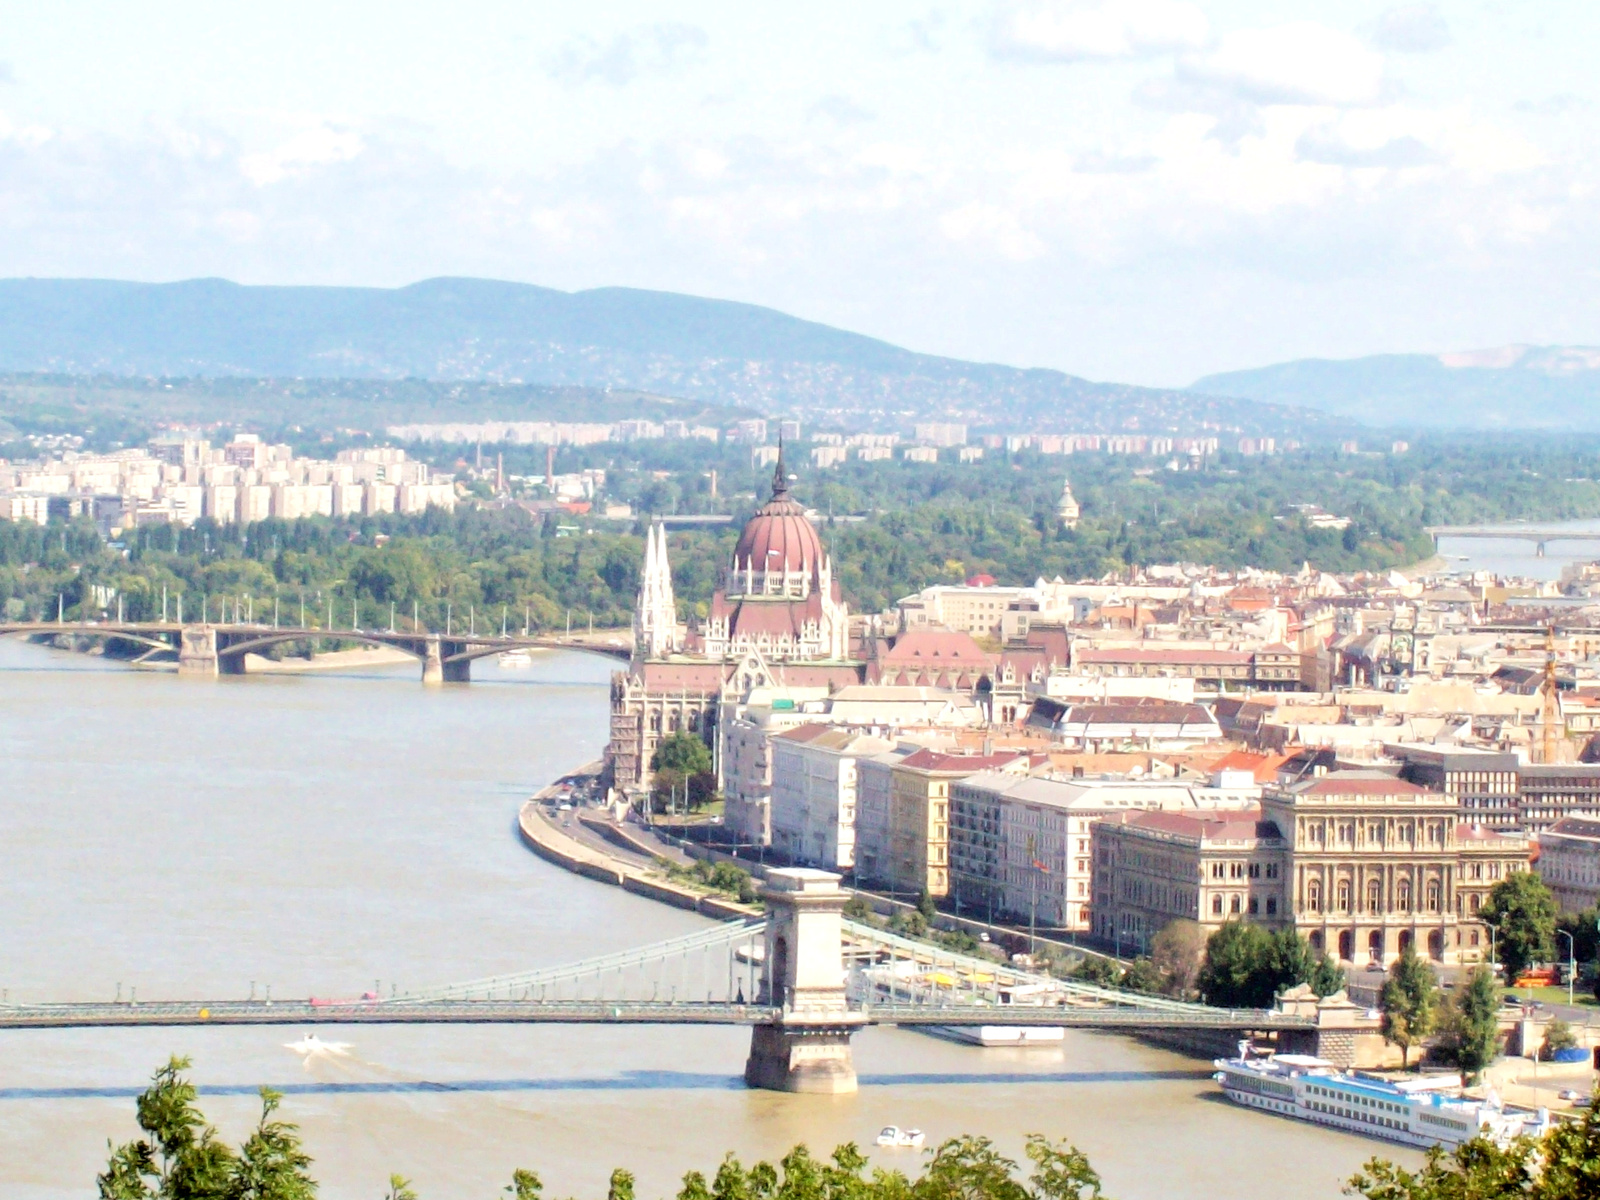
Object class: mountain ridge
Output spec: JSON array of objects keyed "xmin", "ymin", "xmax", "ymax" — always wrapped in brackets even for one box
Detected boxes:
[
  {"xmin": 1192, "ymin": 345, "xmax": 1600, "ymax": 430},
  {"xmin": 0, "ymin": 276, "xmax": 1325, "ymax": 436}
]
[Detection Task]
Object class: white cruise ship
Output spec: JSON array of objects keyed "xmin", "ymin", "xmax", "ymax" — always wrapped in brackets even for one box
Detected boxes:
[{"xmin": 1213, "ymin": 1047, "xmax": 1550, "ymax": 1150}]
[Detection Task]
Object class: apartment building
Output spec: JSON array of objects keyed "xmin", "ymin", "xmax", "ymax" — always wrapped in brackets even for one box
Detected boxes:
[
  {"xmin": 769, "ymin": 725, "xmax": 892, "ymax": 871},
  {"xmin": 856, "ymin": 748, "xmax": 1039, "ymax": 898},
  {"xmin": 1392, "ymin": 745, "xmax": 1521, "ymax": 832},
  {"xmin": 1536, "ymin": 816, "xmax": 1600, "ymax": 911},
  {"xmin": 951, "ymin": 773, "xmax": 1257, "ymax": 932},
  {"xmin": 1092, "ymin": 807, "xmax": 1287, "ymax": 954}
]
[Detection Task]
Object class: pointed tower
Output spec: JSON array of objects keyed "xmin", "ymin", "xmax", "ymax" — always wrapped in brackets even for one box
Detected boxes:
[{"xmin": 634, "ymin": 521, "xmax": 680, "ymax": 659}]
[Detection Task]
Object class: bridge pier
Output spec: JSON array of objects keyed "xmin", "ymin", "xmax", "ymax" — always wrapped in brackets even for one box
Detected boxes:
[
  {"xmin": 421, "ymin": 637, "xmax": 472, "ymax": 683},
  {"xmin": 178, "ymin": 626, "xmax": 219, "ymax": 677},
  {"xmin": 744, "ymin": 868, "xmax": 864, "ymax": 1094}
]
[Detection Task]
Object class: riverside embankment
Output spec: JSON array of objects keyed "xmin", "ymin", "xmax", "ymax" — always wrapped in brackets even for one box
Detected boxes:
[{"xmin": 517, "ymin": 794, "xmax": 756, "ymax": 921}]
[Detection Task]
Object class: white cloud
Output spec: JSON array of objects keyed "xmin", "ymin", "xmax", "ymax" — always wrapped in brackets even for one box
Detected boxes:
[
  {"xmin": 1367, "ymin": 4, "xmax": 1452, "ymax": 54},
  {"xmin": 1177, "ymin": 22, "xmax": 1388, "ymax": 107},
  {"xmin": 939, "ymin": 201, "xmax": 1047, "ymax": 260},
  {"xmin": 239, "ymin": 125, "xmax": 363, "ymax": 186},
  {"xmin": 990, "ymin": 0, "xmax": 1209, "ymax": 63}
]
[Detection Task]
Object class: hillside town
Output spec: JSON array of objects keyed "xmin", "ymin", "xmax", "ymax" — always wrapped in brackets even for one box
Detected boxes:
[{"xmin": 609, "ymin": 453, "xmax": 1600, "ymax": 974}]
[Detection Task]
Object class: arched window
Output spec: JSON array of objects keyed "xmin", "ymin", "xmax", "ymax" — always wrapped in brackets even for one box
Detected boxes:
[
  {"xmin": 1396, "ymin": 880, "xmax": 1412, "ymax": 912},
  {"xmin": 1337, "ymin": 881, "xmax": 1351, "ymax": 913},
  {"xmin": 1367, "ymin": 880, "xmax": 1382, "ymax": 914},
  {"xmin": 1307, "ymin": 880, "xmax": 1322, "ymax": 913},
  {"xmin": 1426, "ymin": 880, "xmax": 1441, "ymax": 913},
  {"xmin": 1212, "ymin": 894, "xmax": 1223, "ymax": 916},
  {"xmin": 1230, "ymin": 894, "xmax": 1242, "ymax": 915}
]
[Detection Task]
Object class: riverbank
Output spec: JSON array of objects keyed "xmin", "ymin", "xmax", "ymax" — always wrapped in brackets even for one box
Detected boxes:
[
  {"xmin": 517, "ymin": 791, "xmax": 757, "ymax": 921},
  {"xmin": 242, "ymin": 645, "xmax": 417, "ymax": 672}
]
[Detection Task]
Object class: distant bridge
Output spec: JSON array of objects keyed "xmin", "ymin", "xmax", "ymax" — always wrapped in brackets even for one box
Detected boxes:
[
  {"xmin": 0, "ymin": 875, "xmax": 1320, "ymax": 1093},
  {"xmin": 1427, "ymin": 525, "xmax": 1600, "ymax": 557},
  {"xmin": 0, "ymin": 621, "xmax": 630, "ymax": 682}
]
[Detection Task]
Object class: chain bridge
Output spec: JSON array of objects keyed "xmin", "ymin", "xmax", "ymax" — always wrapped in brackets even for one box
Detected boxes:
[
  {"xmin": 0, "ymin": 619, "xmax": 629, "ymax": 681},
  {"xmin": 0, "ymin": 871, "xmax": 1329, "ymax": 1093}
]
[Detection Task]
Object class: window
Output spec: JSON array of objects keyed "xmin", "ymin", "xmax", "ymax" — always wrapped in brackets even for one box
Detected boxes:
[
  {"xmin": 1248, "ymin": 896, "xmax": 1259, "ymax": 915},
  {"xmin": 1337, "ymin": 881, "xmax": 1351, "ymax": 913},
  {"xmin": 1266, "ymin": 897, "xmax": 1278, "ymax": 916},
  {"xmin": 1248, "ymin": 862, "xmax": 1260, "ymax": 879},
  {"xmin": 1367, "ymin": 880, "xmax": 1382, "ymax": 914},
  {"xmin": 1307, "ymin": 881, "xmax": 1322, "ymax": 913},
  {"xmin": 1230, "ymin": 894, "xmax": 1242, "ymax": 914},
  {"xmin": 1212, "ymin": 894, "xmax": 1223, "ymax": 915}
]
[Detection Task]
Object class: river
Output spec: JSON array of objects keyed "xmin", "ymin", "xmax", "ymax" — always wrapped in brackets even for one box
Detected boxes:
[
  {"xmin": 1435, "ymin": 518, "xmax": 1600, "ymax": 581},
  {"xmin": 0, "ymin": 638, "xmax": 1413, "ymax": 1199}
]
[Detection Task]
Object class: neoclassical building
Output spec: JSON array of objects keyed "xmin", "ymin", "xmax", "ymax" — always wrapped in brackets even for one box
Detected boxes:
[
  {"xmin": 1263, "ymin": 773, "xmax": 1530, "ymax": 967},
  {"xmin": 608, "ymin": 454, "xmax": 861, "ymax": 795}
]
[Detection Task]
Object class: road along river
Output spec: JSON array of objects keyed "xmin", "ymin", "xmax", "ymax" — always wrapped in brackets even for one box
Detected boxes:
[{"xmin": 0, "ymin": 638, "xmax": 1415, "ymax": 1199}]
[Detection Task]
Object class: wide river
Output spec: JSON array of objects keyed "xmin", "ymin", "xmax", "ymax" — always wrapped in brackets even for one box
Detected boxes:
[{"xmin": 0, "ymin": 639, "xmax": 1413, "ymax": 1199}]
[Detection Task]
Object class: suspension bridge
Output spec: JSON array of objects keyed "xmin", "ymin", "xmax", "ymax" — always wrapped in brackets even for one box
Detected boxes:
[
  {"xmin": 0, "ymin": 619, "xmax": 630, "ymax": 681},
  {"xmin": 0, "ymin": 870, "xmax": 1322, "ymax": 1093}
]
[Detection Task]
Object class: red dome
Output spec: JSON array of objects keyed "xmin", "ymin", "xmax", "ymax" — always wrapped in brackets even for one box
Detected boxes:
[
  {"xmin": 732, "ymin": 456, "xmax": 824, "ymax": 575},
  {"xmin": 733, "ymin": 494, "xmax": 824, "ymax": 574}
]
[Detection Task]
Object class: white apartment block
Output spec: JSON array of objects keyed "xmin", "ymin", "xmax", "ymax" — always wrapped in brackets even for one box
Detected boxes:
[
  {"xmin": 770, "ymin": 725, "xmax": 893, "ymax": 871},
  {"xmin": 949, "ymin": 773, "xmax": 1258, "ymax": 931}
]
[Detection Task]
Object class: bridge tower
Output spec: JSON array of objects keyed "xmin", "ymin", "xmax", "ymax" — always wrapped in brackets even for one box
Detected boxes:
[{"xmin": 744, "ymin": 868, "xmax": 865, "ymax": 1094}]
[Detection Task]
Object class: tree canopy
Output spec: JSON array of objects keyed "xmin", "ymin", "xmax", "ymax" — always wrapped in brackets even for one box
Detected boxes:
[
  {"xmin": 1480, "ymin": 872, "xmax": 1558, "ymax": 981},
  {"xmin": 1196, "ymin": 923, "xmax": 1343, "ymax": 1008},
  {"xmin": 1378, "ymin": 942, "xmax": 1439, "ymax": 1069}
]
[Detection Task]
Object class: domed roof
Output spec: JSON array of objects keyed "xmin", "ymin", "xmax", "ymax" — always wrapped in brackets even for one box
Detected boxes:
[{"xmin": 733, "ymin": 452, "xmax": 824, "ymax": 575}]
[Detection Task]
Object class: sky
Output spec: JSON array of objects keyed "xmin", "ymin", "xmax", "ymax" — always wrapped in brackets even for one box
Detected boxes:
[{"xmin": 0, "ymin": 1, "xmax": 1596, "ymax": 386}]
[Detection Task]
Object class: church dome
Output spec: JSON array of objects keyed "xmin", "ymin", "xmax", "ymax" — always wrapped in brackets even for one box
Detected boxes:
[{"xmin": 732, "ymin": 454, "xmax": 825, "ymax": 576}]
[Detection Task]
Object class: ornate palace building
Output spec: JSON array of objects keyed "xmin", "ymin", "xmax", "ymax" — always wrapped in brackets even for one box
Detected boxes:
[{"xmin": 608, "ymin": 453, "xmax": 862, "ymax": 795}]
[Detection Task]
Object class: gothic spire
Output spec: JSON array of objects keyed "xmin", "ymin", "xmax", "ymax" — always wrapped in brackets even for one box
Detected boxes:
[{"xmin": 771, "ymin": 436, "xmax": 789, "ymax": 499}]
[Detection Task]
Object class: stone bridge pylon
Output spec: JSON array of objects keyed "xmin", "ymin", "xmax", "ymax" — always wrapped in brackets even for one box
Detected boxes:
[{"xmin": 744, "ymin": 868, "xmax": 866, "ymax": 1094}]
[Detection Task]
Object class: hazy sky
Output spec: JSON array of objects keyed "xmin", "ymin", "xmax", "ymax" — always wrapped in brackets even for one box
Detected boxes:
[{"xmin": 0, "ymin": 2, "xmax": 1595, "ymax": 385}]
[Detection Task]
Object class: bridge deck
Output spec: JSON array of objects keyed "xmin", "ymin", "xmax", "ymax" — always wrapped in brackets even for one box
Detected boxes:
[{"xmin": 0, "ymin": 1000, "xmax": 1311, "ymax": 1031}]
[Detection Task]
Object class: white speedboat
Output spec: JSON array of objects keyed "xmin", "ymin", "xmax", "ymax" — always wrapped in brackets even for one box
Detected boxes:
[
  {"xmin": 874, "ymin": 1126, "xmax": 926, "ymax": 1149},
  {"xmin": 1212, "ymin": 1045, "xmax": 1549, "ymax": 1150}
]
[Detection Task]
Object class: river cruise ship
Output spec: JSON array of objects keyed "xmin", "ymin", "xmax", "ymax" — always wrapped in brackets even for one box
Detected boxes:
[{"xmin": 1213, "ymin": 1048, "xmax": 1550, "ymax": 1150}]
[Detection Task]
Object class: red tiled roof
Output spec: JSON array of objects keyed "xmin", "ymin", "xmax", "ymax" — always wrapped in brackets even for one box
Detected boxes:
[
  {"xmin": 883, "ymin": 628, "xmax": 996, "ymax": 663},
  {"xmin": 1125, "ymin": 806, "xmax": 1274, "ymax": 842},
  {"xmin": 898, "ymin": 748, "xmax": 1036, "ymax": 774}
]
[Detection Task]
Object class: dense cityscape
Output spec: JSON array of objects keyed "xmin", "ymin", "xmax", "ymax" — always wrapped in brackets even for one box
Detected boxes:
[{"xmin": 8, "ymin": 3, "xmax": 1600, "ymax": 1198}]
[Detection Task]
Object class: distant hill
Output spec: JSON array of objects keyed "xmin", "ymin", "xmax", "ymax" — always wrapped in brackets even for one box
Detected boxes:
[
  {"xmin": 0, "ymin": 276, "xmax": 1321, "ymax": 435},
  {"xmin": 1192, "ymin": 346, "xmax": 1600, "ymax": 430}
]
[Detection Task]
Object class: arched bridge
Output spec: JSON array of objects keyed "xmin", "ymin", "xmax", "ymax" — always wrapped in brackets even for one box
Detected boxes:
[
  {"xmin": 0, "ymin": 621, "xmax": 631, "ymax": 682},
  {"xmin": 0, "ymin": 870, "xmax": 1329, "ymax": 1094}
]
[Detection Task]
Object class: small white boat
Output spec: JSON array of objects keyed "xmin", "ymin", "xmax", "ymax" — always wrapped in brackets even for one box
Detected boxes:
[
  {"xmin": 875, "ymin": 1126, "xmax": 926, "ymax": 1149},
  {"xmin": 498, "ymin": 649, "xmax": 534, "ymax": 667}
]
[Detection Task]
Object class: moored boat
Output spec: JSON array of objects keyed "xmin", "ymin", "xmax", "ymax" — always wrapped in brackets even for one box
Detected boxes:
[{"xmin": 1212, "ymin": 1045, "xmax": 1549, "ymax": 1150}]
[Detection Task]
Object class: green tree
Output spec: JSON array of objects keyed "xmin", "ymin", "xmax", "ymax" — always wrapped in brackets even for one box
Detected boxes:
[
  {"xmin": 1149, "ymin": 919, "xmax": 1206, "ymax": 999},
  {"xmin": 1120, "ymin": 958, "xmax": 1165, "ymax": 995},
  {"xmin": 650, "ymin": 731, "xmax": 713, "ymax": 777},
  {"xmin": 1197, "ymin": 922, "xmax": 1275, "ymax": 1007},
  {"xmin": 607, "ymin": 1170, "xmax": 636, "ymax": 1200},
  {"xmin": 505, "ymin": 1169, "xmax": 542, "ymax": 1200},
  {"xmin": 382, "ymin": 1177, "xmax": 417, "ymax": 1200},
  {"xmin": 1348, "ymin": 1096, "xmax": 1600, "ymax": 1199},
  {"xmin": 1541, "ymin": 1018, "xmax": 1577, "ymax": 1062},
  {"xmin": 917, "ymin": 889, "xmax": 938, "ymax": 922},
  {"xmin": 98, "ymin": 1056, "xmax": 314, "ymax": 1200},
  {"xmin": 1378, "ymin": 942, "xmax": 1439, "ymax": 1069},
  {"xmin": 1479, "ymin": 872, "xmax": 1558, "ymax": 981},
  {"xmin": 1197, "ymin": 923, "xmax": 1342, "ymax": 1008},
  {"xmin": 1442, "ymin": 965, "xmax": 1504, "ymax": 1082}
]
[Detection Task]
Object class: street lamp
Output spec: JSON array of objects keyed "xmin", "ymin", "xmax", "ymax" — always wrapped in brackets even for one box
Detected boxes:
[
  {"xmin": 1482, "ymin": 921, "xmax": 1499, "ymax": 973},
  {"xmin": 1557, "ymin": 930, "xmax": 1576, "ymax": 1009}
]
